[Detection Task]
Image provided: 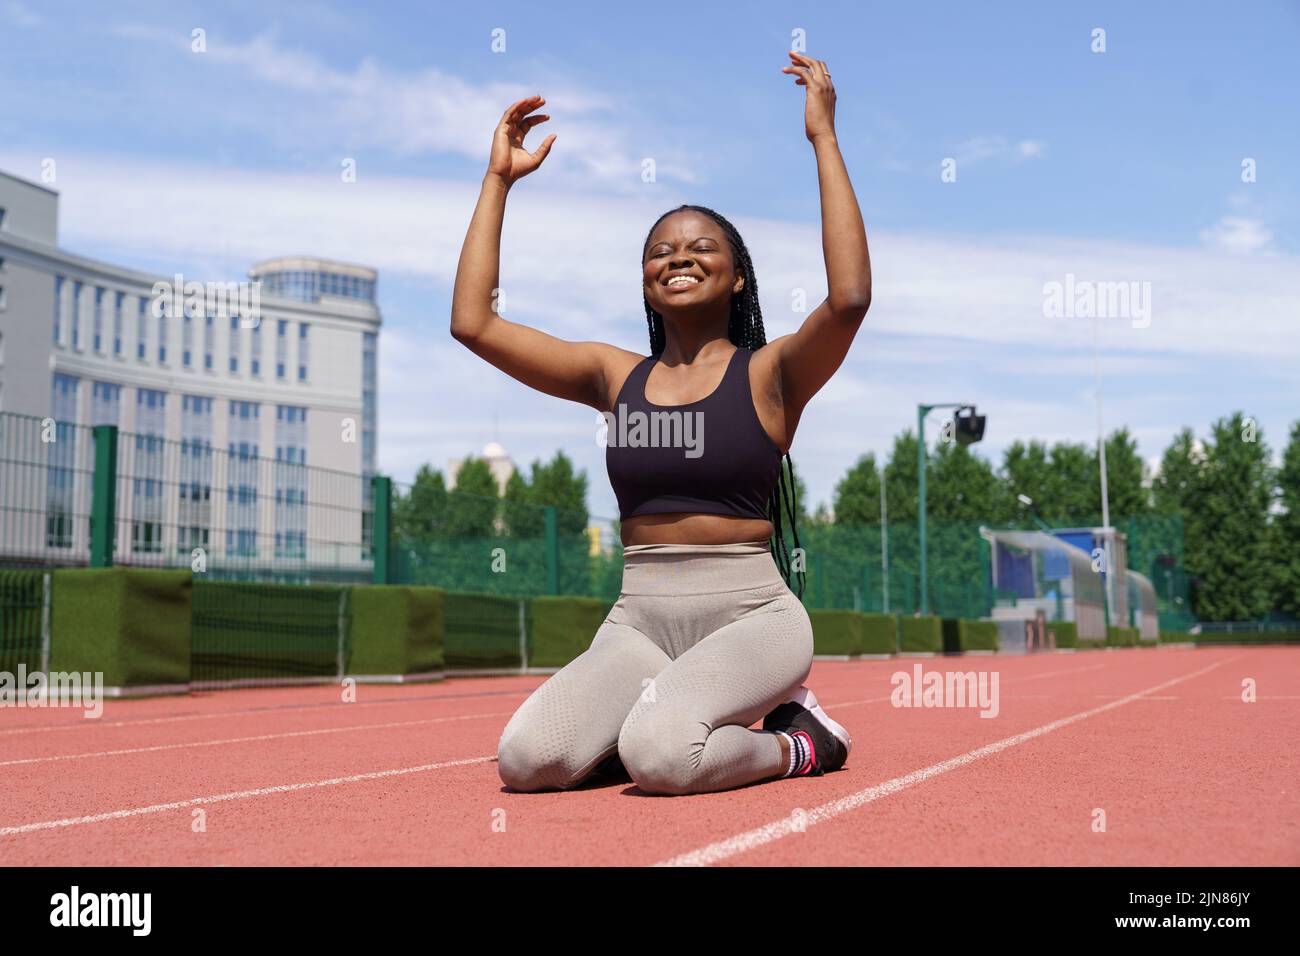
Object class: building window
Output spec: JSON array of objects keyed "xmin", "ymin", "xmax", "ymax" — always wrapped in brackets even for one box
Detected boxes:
[
  {"xmin": 276, "ymin": 319, "xmax": 287, "ymax": 379},
  {"xmin": 46, "ymin": 374, "xmax": 81, "ymax": 548},
  {"xmin": 229, "ymin": 315, "xmax": 240, "ymax": 373},
  {"xmin": 179, "ymin": 395, "xmax": 214, "ymax": 558},
  {"xmin": 361, "ymin": 330, "xmax": 377, "ymax": 477},
  {"xmin": 93, "ymin": 287, "xmax": 104, "ymax": 352},
  {"xmin": 91, "ymin": 381, "xmax": 122, "ymax": 426},
  {"xmin": 131, "ymin": 388, "xmax": 168, "ymax": 554},
  {"xmin": 158, "ymin": 308, "xmax": 168, "ymax": 364},
  {"xmin": 53, "ymin": 276, "xmax": 64, "ymax": 344},
  {"xmin": 204, "ymin": 314, "xmax": 214, "ymax": 370},
  {"xmin": 275, "ymin": 405, "xmax": 308, "ymax": 558},
  {"xmin": 113, "ymin": 291, "xmax": 124, "ymax": 356},
  {"xmin": 251, "ymin": 323, "xmax": 262, "ymax": 376},
  {"xmin": 182, "ymin": 313, "xmax": 193, "ymax": 368},
  {"xmin": 297, "ymin": 322, "xmax": 309, "ymax": 381},
  {"xmin": 71, "ymin": 280, "xmax": 82, "ymax": 350},
  {"xmin": 137, "ymin": 298, "xmax": 147, "ymax": 360}
]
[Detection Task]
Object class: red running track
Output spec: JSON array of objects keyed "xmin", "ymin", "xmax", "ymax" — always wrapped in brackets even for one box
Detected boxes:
[{"xmin": 1, "ymin": 646, "xmax": 1296, "ymax": 866}]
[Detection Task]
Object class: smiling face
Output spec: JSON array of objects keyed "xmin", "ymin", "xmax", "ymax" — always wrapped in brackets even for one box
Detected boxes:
[{"xmin": 642, "ymin": 211, "xmax": 744, "ymax": 317}]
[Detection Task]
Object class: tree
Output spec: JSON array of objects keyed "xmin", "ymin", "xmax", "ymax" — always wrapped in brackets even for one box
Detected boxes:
[
  {"xmin": 445, "ymin": 457, "xmax": 499, "ymax": 539},
  {"xmin": 502, "ymin": 470, "xmax": 542, "ymax": 537},
  {"xmin": 1271, "ymin": 421, "xmax": 1300, "ymax": 617},
  {"xmin": 1189, "ymin": 413, "xmax": 1273, "ymax": 621},
  {"xmin": 831, "ymin": 454, "xmax": 881, "ymax": 526},
  {"xmin": 527, "ymin": 451, "xmax": 589, "ymax": 534},
  {"xmin": 927, "ymin": 441, "xmax": 1008, "ymax": 524},
  {"xmin": 1103, "ymin": 427, "xmax": 1150, "ymax": 520},
  {"xmin": 883, "ymin": 430, "xmax": 920, "ymax": 523},
  {"xmin": 1152, "ymin": 427, "xmax": 1202, "ymax": 513},
  {"xmin": 393, "ymin": 465, "xmax": 447, "ymax": 546}
]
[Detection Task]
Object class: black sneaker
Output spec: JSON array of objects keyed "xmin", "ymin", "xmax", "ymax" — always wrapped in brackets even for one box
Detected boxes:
[{"xmin": 762, "ymin": 686, "xmax": 852, "ymax": 776}]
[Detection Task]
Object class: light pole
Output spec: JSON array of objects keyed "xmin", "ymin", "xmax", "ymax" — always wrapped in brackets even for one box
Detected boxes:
[
  {"xmin": 1092, "ymin": 314, "xmax": 1115, "ymax": 626},
  {"xmin": 917, "ymin": 402, "xmax": 985, "ymax": 616},
  {"xmin": 880, "ymin": 473, "xmax": 889, "ymax": 613}
]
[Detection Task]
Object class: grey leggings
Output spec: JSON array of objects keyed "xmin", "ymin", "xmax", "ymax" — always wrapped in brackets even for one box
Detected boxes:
[{"xmin": 496, "ymin": 541, "xmax": 814, "ymax": 796}]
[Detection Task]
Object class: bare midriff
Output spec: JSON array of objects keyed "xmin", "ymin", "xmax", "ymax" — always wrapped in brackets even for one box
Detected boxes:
[{"xmin": 620, "ymin": 512, "xmax": 774, "ymax": 547}]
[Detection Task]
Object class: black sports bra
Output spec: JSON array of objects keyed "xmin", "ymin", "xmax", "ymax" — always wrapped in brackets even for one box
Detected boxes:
[{"xmin": 604, "ymin": 346, "xmax": 784, "ymax": 522}]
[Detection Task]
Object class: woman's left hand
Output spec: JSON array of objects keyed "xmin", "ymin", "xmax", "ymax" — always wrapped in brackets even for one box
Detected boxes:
[{"xmin": 782, "ymin": 51, "xmax": 837, "ymax": 143}]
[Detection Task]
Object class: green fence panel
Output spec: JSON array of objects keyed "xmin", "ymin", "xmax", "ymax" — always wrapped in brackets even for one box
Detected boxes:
[
  {"xmin": 347, "ymin": 585, "xmax": 443, "ymax": 678},
  {"xmin": 1106, "ymin": 626, "xmax": 1140, "ymax": 647},
  {"xmin": 443, "ymin": 591, "xmax": 528, "ymax": 671},
  {"xmin": 809, "ymin": 609, "xmax": 861, "ymax": 656},
  {"xmin": 942, "ymin": 618, "xmax": 999, "ymax": 652},
  {"xmin": 192, "ymin": 580, "xmax": 344, "ymax": 683},
  {"xmin": 50, "ymin": 568, "xmax": 191, "ymax": 690},
  {"xmin": 1049, "ymin": 620, "xmax": 1078, "ymax": 649},
  {"xmin": 0, "ymin": 569, "xmax": 46, "ymax": 674},
  {"xmin": 899, "ymin": 615, "xmax": 943, "ymax": 653},
  {"xmin": 860, "ymin": 613, "xmax": 899, "ymax": 654},
  {"xmin": 528, "ymin": 596, "xmax": 612, "ymax": 669}
]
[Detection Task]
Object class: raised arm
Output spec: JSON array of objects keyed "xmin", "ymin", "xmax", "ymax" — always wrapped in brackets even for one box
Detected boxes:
[
  {"xmin": 450, "ymin": 96, "xmax": 634, "ymax": 412},
  {"xmin": 764, "ymin": 53, "xmax": 872, "ymax": 418}
]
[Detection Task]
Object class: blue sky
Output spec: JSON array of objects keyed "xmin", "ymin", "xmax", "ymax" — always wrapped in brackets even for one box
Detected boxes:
[{"xmin": 2, "ymin": 0, "xmax": 1297, "ymax": 519}]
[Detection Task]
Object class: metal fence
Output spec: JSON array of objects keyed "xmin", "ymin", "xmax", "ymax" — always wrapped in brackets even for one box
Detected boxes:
[
  {"xmin": 0, "ymin": 411, "xmax": 373, "ymax": 583},
  {"xmin": 0, "ymin": 409, "xmax": 1192, "ymax": 626}
]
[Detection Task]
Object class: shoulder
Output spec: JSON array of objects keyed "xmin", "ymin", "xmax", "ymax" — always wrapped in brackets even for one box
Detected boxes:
[{"xmin": 595, "ymin": 343, "xmax": 653, "ymax": 412}]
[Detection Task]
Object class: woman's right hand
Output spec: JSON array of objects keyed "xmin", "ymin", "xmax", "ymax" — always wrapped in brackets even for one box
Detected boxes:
[{"xmin": 487, "ymin": 95, "xmax": 555, "ymax": 185}]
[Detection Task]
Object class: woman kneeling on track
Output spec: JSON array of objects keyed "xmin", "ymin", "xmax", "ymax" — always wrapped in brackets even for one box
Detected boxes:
[{"xmin": 451, "ymin": 52, "xmax": 871, "ymax": 796}]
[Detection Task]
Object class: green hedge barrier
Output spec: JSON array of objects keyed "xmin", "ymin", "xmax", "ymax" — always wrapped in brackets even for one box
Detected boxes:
[
  {"xmin": 51, "ymin": 568, "xmax": 191, "ymax": 691},
  {"xmin": 443, "ymin": 591, "xmax": 527, "ymax": 670},
  {"xmin": 1049, "ymin": 620, "xmax": 1078, "ymax": 649},
  {"xmin": 1160, "ymin": 631, "xmax": 1194, "ymax": 643},
  {"xmin": 192, "ymin": 580, "xmax": 344, "ymax": 683},
  {"xmin": 1192, "ymin": 631, "xmax": 1300, "ymax": 645},
  {"xmin": 348, "ymin": 585, "xmax": 444, "ymax": 678},
  {"xmin": 0, "ymin": 569, "xmax": 46, "ymax": 673},
  {"xmin": 941, "ymin": 618, "xmax": 999, "ymax": 653},
  {"xmin": 861, "ymin": 613, "xmax": 899, "ymax": 654},
  {"xmin": 528, "ymin": 596, "xmax": 613, "ymax": 669},
  {"xmin": 899, "ymin": 615, "xmax": 942, "ymax": 653},
  {"xmin": 809, "ymin": 609, "xmax": 861, "ymax": 656},
  {"xmin": 1107, "ymin": 626, "xmax": 1140, "ymax": 647}
]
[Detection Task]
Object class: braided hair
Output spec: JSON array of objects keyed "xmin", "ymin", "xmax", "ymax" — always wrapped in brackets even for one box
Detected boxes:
[{"xmin": 640, "ymin": 204, "xmax": 805, "ymax": 598}]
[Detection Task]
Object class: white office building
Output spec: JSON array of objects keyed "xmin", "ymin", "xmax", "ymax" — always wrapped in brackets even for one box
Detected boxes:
[{"xmin": 0, "ymin": 168, "xmax": 380, "ymax": 568}]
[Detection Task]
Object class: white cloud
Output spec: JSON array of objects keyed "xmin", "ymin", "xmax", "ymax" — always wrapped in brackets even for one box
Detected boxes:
[
  {"xmin": 102, "ymin": 26, "xmax": 699, "ymax": 192},
  {"xmin": 1199, "ymin": 216, "xmax": 1274, "ymax": 254},
  {"xmin": 3, "ymin": 151, "xmax": 1294, "ymax": 514},
  {"xmin": 951, "ymin": 135, "xmax": 1046, "ymax": 167}
]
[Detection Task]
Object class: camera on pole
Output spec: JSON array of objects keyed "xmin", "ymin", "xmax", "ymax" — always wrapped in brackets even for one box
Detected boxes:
[{"xmin": 954, "ymin": 405, "xmax": 986, "ymax": 445}]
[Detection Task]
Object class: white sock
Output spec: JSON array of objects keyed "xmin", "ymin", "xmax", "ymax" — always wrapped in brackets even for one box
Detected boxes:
[{"xmin": 775, "ymin": 730, "xmax": 810, "ymax": 777}]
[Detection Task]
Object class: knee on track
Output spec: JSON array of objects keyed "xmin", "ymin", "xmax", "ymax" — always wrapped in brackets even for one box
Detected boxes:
[
  {"xmin": 617, "ymin": 709, "xmax": 701, "ymax": 797},
  {"xmin": 496, "ymin": 726, "xmax": 585, "ymax": 793}
]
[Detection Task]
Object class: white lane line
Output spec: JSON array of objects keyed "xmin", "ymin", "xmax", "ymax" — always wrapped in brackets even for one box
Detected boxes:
[
  {"xmin": 655, "ymin": 657, "xmax": 1233, "ymax": 867},
  {"xmin": 0, "ymin": 690, "xmax": 530, "ymax": 736},
  {"xmin": 0, "ymin": 711, "xmax": 515, "ymax": 767},
  {"xmin": 0, "ymin": 756, "xmax": 497, "ymax": 836}
]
